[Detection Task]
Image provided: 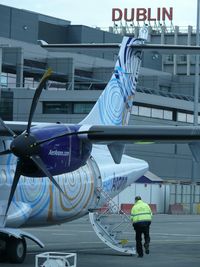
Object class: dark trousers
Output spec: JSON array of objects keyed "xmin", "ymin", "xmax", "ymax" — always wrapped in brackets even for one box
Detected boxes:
[{"xmin": 133, "ymin": 222, "xmax": 151, "ymax": 256}]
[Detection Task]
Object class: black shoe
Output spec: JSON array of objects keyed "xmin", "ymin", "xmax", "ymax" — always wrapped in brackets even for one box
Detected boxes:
[{"xmin": 144, "ymin": 244, "xmax": 150, "ymax": 254}]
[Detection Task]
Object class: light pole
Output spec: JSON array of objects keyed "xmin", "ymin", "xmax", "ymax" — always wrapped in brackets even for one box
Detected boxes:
[
  {"xmin": 190, "ymin": 0, "xmax": 200, "ymax": 214},
  {"xmin": 194, "ymin": 0, "xmax": 200, "ymax": 125}
]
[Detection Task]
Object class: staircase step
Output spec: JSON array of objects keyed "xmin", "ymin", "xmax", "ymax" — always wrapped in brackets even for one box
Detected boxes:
[{"xmin": 89, "ymin": 187, "xmax": 136, "ymax": 255}]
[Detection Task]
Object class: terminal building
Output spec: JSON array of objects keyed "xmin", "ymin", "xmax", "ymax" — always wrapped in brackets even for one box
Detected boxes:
[{"xmin": 0, "ymin": 4, "xmax": 200, "ymax": 183}]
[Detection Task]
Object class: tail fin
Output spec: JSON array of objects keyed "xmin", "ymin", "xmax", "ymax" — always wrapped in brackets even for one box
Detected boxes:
[{"xmin": 81, "ymin": 28, "xmax": 148, "ymax": 126}]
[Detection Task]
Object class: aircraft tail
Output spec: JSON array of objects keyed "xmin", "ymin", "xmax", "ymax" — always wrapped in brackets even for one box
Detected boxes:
[{"xmin": 81, "ymin": 27, "xmax": 148, "ymax": 126}]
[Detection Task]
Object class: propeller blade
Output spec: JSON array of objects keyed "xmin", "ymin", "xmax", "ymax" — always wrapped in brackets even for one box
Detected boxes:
[
  {"xmin": 0, "ymin": 149, "xmax": 11, "ymax": 156},
  {"xmin": 0, "ymin": 117, "xmax": 17, "ymax": 137},
  {"xmin": 26, "ymin": 68, "xmax": 52, "ymax": 135},
  {"xmin": 5, "ymin": 162, "xmax": 21, "ymax": 217},
  {"xmin": 34, "ymin": 130, "xmax": 102, "ymax": 147},
  {"xmin": 30, "ymin": 155, "xmax": 66, "ymax": 196}
]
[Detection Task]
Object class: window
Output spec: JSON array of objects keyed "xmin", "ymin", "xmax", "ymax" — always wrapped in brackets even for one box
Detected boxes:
[
  {"xmin": 186, "ymin": 114, "xmax": 194, "ymax": 124},
  {"xmin": 139, "ymin": 106, "xmax": 151, "ymax": 117},
  {"xmin": 131, "ymin": 105, "xmax": 139, "ymax": 115},
  {"xmin": 164, "ymin": 110, "xmax": 173, "ymax": 120},
  {"xmin": 7, "ymin": 73, "xmax": 16, "ymax": 88},
  {"xmin": 177, "ymin": 112, "xmax": 186, "ymax": 122},
  {"xmin": 131, "ymin": 104, "xmax": 173, "ymax": 121},
  {"xmin": 165, "ymin": 55, "xmax": 174, "ymax": 62},
  {"xmin": 178, "ymin": 55, "xmax": 187, "ymax": 62},
  {"xmin": 177, "ymin": 112, "xmax": 194, "ymax": 124},
  {"xmin": 0, "ymin": 91, "xmax": 13, "ymax": 120},
  {"xmin": 43, "ymin": 102, "xmax": 72, "ymax": 114},
  {"xmin": 73, "ymin": 102, "xmax": 94, "ymax": 114},
  {"xmin": 24, "ymin": 77, "xmax": 34, "ymax": 88},
  {"xmin": 43, "ymin": 101, "xmax": 95, "ymax": 114},
  {"xmin": 0, "ymin": 73, "xmax": 8, "ymax": 87},
  {"xmin": 152, "ymin": 108, "xmax": 163, "ymax": 119}
]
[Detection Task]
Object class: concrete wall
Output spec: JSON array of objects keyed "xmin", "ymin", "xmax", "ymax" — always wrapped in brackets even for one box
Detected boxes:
[
  {"xmin": 113, "ymin": 183, "xmax": 200, "ymax": 214},
  {"xmin": 113, "ymin": 183, "xmax": 168, "ymax": 213},
  {"xmin": 38, "ymin": 21, "xmax": 69, "ymax": 44},
  {"xmin": 0, "ymin": 5, "xmax": 38, "ymax": 43},
  {"xmin": 0, "ymin": 5, "xmax": 11, "ymax": 38},
  {"xmin": 65, "ymin": 25, "xmax": 122, "ymax": 44}
]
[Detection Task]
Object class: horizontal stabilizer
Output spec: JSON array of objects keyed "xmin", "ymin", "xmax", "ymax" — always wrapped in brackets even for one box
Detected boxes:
[
  {"xmin": 188, "ymin": 142, "xmax": 200, "ymax": 162},
  {"xmin": 130, "ymin": 44, "xmax": 200, "ymax": 55},
  {"xmin": 41, "ymin": 43, "xmax": 200, "ymax": 55}
]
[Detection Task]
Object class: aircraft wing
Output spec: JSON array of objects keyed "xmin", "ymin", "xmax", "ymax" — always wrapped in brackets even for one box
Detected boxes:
[
  {"xmin": 1, "ymin": 122, "xmax": 200, "ymax": 163},
  {"xmin": 85, "ymin": 125, "xmax": 200, "ymax": 144},
  {"xmin": 2, "ymin": 122, "xmax": 200, "ymax": 142},
  {"xmin": 83, "ymin": 125, "xmax": 200, "ymax": 163}
]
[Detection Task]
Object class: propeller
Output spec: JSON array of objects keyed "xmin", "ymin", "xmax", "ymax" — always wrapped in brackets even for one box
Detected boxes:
[
  {"xmin": 4, "ymin": 161, "xmax": 22, "ymax": 217},
  {"xmin": 26, "ymin": 68, "xmax": 52, "ymax": 136},
  {"xmin": 0, "ymin": 68, "xmax": 100, "ymax": 220},
  {"xmin": 0, "ymin": 118, "xmax": 17, "ymax": 137},
  {"xmin": 0, "ymin": 68, "xmax": 67, "ymax": 219},
  {"xmin": 0, "ymin": 149, "xmax": 11, "ymax": 156}
]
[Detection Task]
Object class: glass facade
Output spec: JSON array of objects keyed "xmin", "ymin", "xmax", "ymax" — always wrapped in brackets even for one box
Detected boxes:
[
  {"xmin": 0, "ymin": 91, "xmax": 13, "ymax": 120},
  {"xmin": 73, "ymin": 102, "xmax": 94, "ymax": 114},
  {"xmin": 0, "ymin": 73, "xmax": 8, "ymax": 87},
  {"xmin": 43, "ymin": 102, "xmax": 72, "ymax": 114},
  {"xmin": 132, "ymin": 104, "xmax": 173, "ymax": 121},
  {"xmin": 43, "ymin": 101, "xmax": 199, "ymax": 124},
  {"xmin": 0, "ymin": 73, "xmax": 16, "ymax": 88},
  {"xmin": 131, "ymin": 103, "xmax": 199, "ymax": 124},
  {"xmin": 43, "ymin": 101, "xmax": 95, "ymax": 114}
]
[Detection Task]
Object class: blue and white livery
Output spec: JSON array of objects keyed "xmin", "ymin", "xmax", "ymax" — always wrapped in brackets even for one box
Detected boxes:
[
  {"xmin": 0, "ymin": 29, "xmax": 149, "ymax": 263},
  {"xmin": 81, "ymin": 36, "xmax": 144, "ymax": 126}
]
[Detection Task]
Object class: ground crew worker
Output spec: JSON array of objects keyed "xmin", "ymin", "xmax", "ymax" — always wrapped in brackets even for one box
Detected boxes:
[{"xmin": 130, "ymin": 196, "xmax": 152, "ymax": 258}]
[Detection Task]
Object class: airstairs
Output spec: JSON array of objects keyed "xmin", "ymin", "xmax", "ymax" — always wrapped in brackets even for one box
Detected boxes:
[{"xmin": 89, "ymin": 187, "xmax": 136, "ymax": 255}]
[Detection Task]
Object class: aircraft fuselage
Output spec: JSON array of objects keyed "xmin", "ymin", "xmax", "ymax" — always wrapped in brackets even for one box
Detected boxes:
[{"xmin": 0, "ymin": 146, "xmax": 148, "ymax": 228}]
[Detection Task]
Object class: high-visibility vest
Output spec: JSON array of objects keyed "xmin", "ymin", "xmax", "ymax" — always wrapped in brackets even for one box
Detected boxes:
[{"xmin": 130, "ymin": 200, "xmax": 152, "ymax": 224}]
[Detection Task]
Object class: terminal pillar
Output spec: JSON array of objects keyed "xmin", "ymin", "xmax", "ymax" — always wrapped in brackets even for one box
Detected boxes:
[
  {"xmin": 68, "ymin": 59, "xmax": 74, "ymax": 90},
  {"xmin": 187, "ymin": 26, "xmax": 193, "ymax": 76},
  {"xmin": 161, "ymin": 26, "xmax": 165, "ymax": 71},
  {"xmin": 47, "ymin": 57, "xmax": 74, "ymax": 90},
  {"xmin": 16, "ymin": 48, "xmax": 24, "ymax": 87},
  {"xmin": 173, "ymin": 26, "xmax": 179, "ymax": 75},
  {"xmin": 0, "ymin": 48, "xmax": 2, "ymax": 87},
  {"xmin": 160, "ymin": 26, "xmax": 165, "ymax": 44}
]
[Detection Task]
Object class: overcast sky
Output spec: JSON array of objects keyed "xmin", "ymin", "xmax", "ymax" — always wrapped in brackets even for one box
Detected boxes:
[{"xmin": 0, "ymin": 0, "xmax": 198, "ymax": 28}]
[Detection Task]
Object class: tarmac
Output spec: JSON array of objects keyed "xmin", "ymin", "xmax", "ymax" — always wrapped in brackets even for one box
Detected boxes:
[{"xmin": 2, "ymin": 214, "xmax": 200, "ymax": 267}]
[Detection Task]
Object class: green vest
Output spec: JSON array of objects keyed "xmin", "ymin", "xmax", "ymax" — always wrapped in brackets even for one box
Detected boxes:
[{"xmin": 130, "ymin": 200, "xmax": 152, "ymax": 223}]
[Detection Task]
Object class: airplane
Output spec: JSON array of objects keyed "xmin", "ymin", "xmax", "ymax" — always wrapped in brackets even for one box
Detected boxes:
[{"xmin": 1, "ymin": 26, "xmax": 200, "ymax": 263}]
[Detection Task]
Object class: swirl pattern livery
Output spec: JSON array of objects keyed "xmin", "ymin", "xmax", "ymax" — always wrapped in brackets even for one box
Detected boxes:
[
  {"xmin": 1, "ymin": 155, "xmax": 100, "ymax": 226},
  {"xmin": 81, "ymin": 36, "xmax": 143, "ymax": 126}
]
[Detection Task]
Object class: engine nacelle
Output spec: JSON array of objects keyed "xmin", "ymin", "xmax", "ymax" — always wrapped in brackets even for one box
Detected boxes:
[{"xmin": 20, "ymin": 124, "xmax": 92, "ymax": 177}]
